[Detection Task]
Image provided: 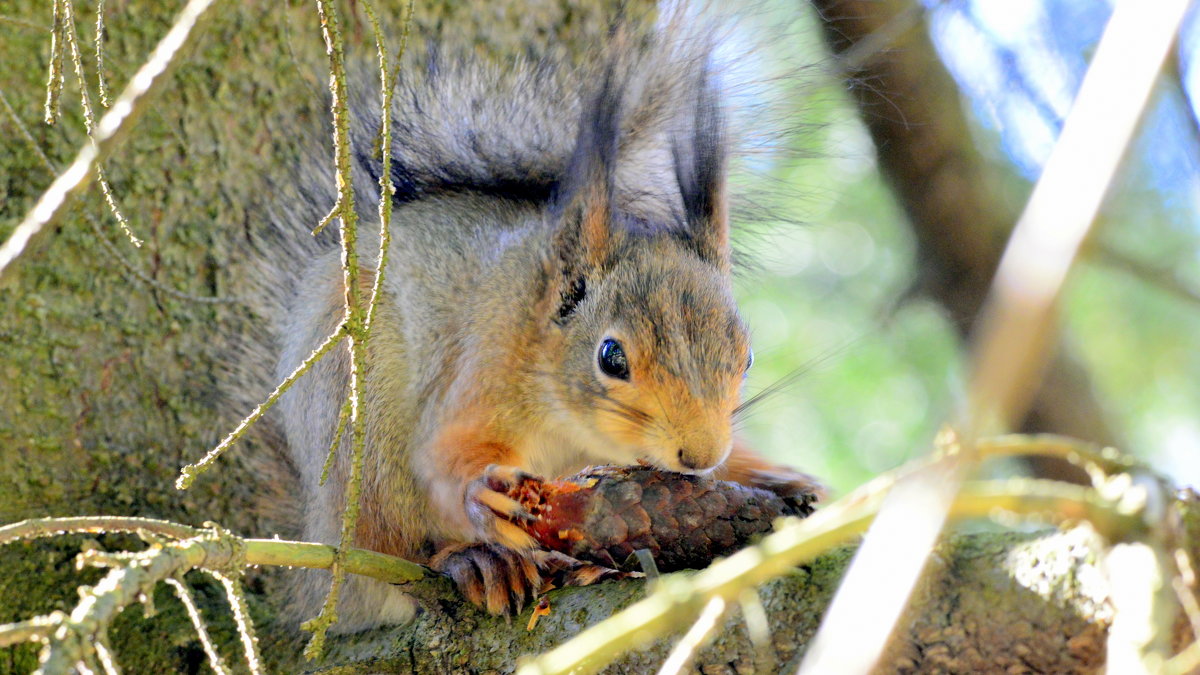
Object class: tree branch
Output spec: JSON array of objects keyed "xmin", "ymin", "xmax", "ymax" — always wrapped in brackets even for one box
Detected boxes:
[{"xmin": 0, "ymin": 0, "xmax": 220, "ymax": 276}]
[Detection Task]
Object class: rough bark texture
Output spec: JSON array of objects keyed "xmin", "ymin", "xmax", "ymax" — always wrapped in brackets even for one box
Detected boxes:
[
  {"xmin": 259, "ymin": 494, "xmax": 1200, "ymax": 673},
  {"xmin": 0, "ymin": 0, "xmax": 644, "ymax": 671},
  {"xmin": 809, "ymin": 0, "xmax": 1118, "ymax": 480},
  {"xmin": 1, "ymin": 2, "xmax": 1195, "ymax": 674}
]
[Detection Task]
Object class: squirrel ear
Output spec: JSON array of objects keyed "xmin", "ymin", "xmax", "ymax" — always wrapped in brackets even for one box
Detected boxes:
[
  {"xmin": 552, "ymin": 60, "xmax": 623, "ymax": 271},
  {"xmin": 672, "ymin": 66, "xmax": 730, "ymax": 272}
]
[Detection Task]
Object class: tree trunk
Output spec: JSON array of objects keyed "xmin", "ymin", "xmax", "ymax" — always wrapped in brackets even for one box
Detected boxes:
[
  {"xmin": 290, "ymin": 526, "xmax": 1122, "ymax": 674},
  {"xmin": 1, "ymin": 2, "xmax": 1192, "ymax": 673},
  {"xmin": 0, "ymin": 0, "xmax": 643, "ymax": 670},
  {"xmin": 809, "ymin": 0, "xmax": 1118, "ymax": 483}
]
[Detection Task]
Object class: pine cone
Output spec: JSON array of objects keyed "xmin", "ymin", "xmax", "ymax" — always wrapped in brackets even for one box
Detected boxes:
[{"xmin": 506, "ymin": 465, "xmax": 818, "ymax": 573}]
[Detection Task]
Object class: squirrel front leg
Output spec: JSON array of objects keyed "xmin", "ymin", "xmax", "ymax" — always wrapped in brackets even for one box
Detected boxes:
[
  {"xmin": 423, "ymin": 412, "xmax": 539, "ymax": 549},
  {"xmin": 422, "ymin": 410, "xmax": 545, "ymax": 615},
  {"xmin": 716, "ymin": 439, "xmax": 828, "ymax": 503}
]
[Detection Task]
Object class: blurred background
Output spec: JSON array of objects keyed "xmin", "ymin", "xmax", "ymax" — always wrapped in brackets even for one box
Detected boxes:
[
  {"xmin": 3, "ymin": 2, "xmax": 1194, "ymax": 668},
  {"xmin": 736, "ymin": 0, "xmax": 1200, "ymax": 494},
  {"xmin": 1, "ymin": 0, "xmax": 1198, "ymax": 510}
]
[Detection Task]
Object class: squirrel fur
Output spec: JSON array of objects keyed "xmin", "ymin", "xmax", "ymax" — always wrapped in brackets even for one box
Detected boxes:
[{"xmin": 232, "ymin": 4, "xmax": 823, "ymax": 633}]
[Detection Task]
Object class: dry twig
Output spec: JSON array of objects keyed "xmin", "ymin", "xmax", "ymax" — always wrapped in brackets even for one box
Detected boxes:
[
  {"xmin": 516, "ymin": 435, "xmax": 1156, "ymax": 675},
  {"xmin": 0, "ymin": 0, "xmax": 219, "ymax": 276},
  {"xmin": 0, "ymin": 517, "xmax": 427, "ymax": 674},
  {"xmin": 799, "ymin": 2, "xmax": 1193, "ymax": 672}
]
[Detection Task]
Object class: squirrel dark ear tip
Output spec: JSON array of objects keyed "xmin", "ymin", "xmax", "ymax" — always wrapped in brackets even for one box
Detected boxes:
[{"xmin": 550, "ymin": 50, "xmax": 628, "ymax": 266}]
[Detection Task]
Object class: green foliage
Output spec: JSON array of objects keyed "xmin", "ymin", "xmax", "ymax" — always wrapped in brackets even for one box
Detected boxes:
[{"xmin": 735, "ymin": 76, "xmax": 964, "ymax": 494}]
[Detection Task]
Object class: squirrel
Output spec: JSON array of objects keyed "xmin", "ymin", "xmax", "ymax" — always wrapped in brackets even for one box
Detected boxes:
[{"xmin": 233, "ymin": 6, "xmax": 824, "ymax": 633}]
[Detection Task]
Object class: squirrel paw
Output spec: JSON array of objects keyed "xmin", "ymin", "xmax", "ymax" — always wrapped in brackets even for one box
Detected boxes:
[
  {"xmin": 431, "ymin": 543, "xmax": 542, "ymax": 616},
  {"xmin": 465, "ymin": 464, "xmax": 540, "ymax": 549},
  {"xmin": 745, "ymin": 467, "xmax": 828, "ymax": 506}
]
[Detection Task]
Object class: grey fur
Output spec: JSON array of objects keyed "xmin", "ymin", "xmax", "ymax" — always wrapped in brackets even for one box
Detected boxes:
[{"xmin": 229, "ymin": 4, "xmax": 785, "ymax": 632}]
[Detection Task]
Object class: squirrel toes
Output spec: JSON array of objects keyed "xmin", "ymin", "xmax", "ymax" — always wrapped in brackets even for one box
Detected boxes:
[{"xmin": 242, "ymin": 8, "xmax": 822, "ymax": 632}]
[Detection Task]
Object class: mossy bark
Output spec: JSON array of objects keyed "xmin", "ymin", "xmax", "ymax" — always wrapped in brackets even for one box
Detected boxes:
[
  {"xmin": 257, "ymin": 497, "xmax": 1200, "ymax": 673},
  {"xmin": 0, "ymin": 1, "xmax": 643, "ymax": 671},
  {"xmin": 0, "ymin": 2, "xmax": 1195, "ymax": 674}
]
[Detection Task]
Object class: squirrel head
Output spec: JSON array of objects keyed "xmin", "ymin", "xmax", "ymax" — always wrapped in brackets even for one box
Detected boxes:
[{"xmin": 536, "ymin": 57, "xmax": 751, "ymax": 473}]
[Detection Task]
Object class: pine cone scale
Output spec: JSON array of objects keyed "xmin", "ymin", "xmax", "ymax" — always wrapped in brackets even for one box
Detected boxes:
[{"xmin": 506, "ymin": 465, "xmax": 818, "ymax": 573}]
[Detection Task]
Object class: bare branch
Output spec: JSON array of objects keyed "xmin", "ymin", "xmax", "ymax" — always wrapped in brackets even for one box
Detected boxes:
[
  {"xmin": 62, "ymin": 0, "xmax": 140, "ymax": 248},
  {"xmin": 0, "ymin": 0, "xmax": 219, "ymax": 276},
  {"xmin": 94, "ymin": 0, "xmax": 110, "ymax": 107},
  {"xmin": 242, "ymin": 537, "xmax": 426, "ymax": 583},
  {"xmin": 177, "ymin": 322, "xmax": 348, "ymax": 489},
  {"xmin": 0, "ymin": 518, "xmax": 429, "ymax": 674},
  {"xmin": 516, "ymin": 473, "xmax": 1148, "ymax": 675},
  {"xmin": 164, "ymin": 577, "xmax": 231, "ymax": 675},
  {"xmin": 656, "ymin": 596, "xmax": 729, "ymax": 675},
  {"xmin": 38, "ymin": 541, "xmax": 211, "ymax": 673},
  {"xmin": 0, "ymin": 515, "xmax": 202, "ymax": 545},
  {"xmin": 0, "ymin": 13, "xmax": 45, "ymax": 31},
  {"xmin": 0, "ymin": 614, "xmax": 61, "ymax": 649},
  {"xmin": 801, "ymin": 2, "xmax": 1193, "ymax": 671},
  {"xmin": 44, "ymin": 0, "xmax": 66, "ymax": 124},
  {"xmin": 208, "ymin": 571, "xmax": 264, "ymax": 675},
  {"xmin": 0, "ymin": 83, "xmax": 245, "ymax": 305}
]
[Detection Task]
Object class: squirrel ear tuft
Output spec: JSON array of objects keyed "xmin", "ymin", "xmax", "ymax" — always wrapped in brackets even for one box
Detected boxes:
[
  {"xmin": 672, "ymin": 64, "xmax": 730, "ymax": 272},
  {"xmin": 552, "ymin": 58, "xmax": 624, "ymax": 270}
]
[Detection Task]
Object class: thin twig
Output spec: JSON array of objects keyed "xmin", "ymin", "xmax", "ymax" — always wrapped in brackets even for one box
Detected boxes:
[
  {"xmin": 975, "ymin": 434, "xmax": 1135, "ymax": 477},
  {"xmin": 319, "ymin": 395, "xmax": 352, "ymax": 486},
  {"xmin": 0, "ymin": 614, "xmax": 61, "ymax": 648},
  {"xmin": 1091, "ymin": 243, "xmax": 1200, "ymax": 309},
  {"xmin": 243, "ymin": 537, "xmax": 426, "ymax": 582},
  {"xmin": 302, "ymin": 0, "xmax": 365, "ymax": 657},
  {"xmin": 1173, "ymin": 547, "xmax": 1200, "ymax": 647},
  {"xmin": 0, "ymin": 13, "xmax": 45, "ymax": 31},
  {"xmin": 93, "ymin": 636, "xmax": 121, "ymax": 675},
  {"xmin": 738, "ymin": 589, "xmax": 773, "ymax": 672},
  {"xmin": 279, "ymin": 3, "xmax": 324, "ymax": 102},
  {"xmin": 39, "ymin": 542, "xmax": 211, "ymax": 673},
  {"xmin": 311, "ymin": 202, "xmax": 340, "ymax": 236},
  {"xmin": 0, "ymin": 84, "xmax": 244, "ymax": 305},
  {"xmin": 656, "ymin": 596, "xmax": 729, "ymax": 675},
  {"xmin": 314, "ymin": 0, "xmax": 409, "ymax": 492},
  {"xmin": 0, "ymin": 515, "xmax": 202, "ymax": 545},
  {"xmin": 62, "ymin": 0, "xmax": 141, "ymax": 248},
  {"xmin": 44, "ymin": 0, "xmax": 67, "ymax": 124},
  {"xmin": 81, "ymin": 209, "xmax": 248, "ymax": 304},
  {"xmin": 799, "ymin": 1, "xmax": 1192, "ymax": 671},
  {"xmin": 95, "ymin": 0, "xmax": 110, "ymax": 107},
  {"xmin": 0, "ymin": 85, "xmax": 57, "ymax": 169},
  {"xmin": 835, "ymin": 3, "xmax": 925, "ymax": 73},
  {"xmin": 360, "ymin": 0, "xmax": 407, "ymax": 339},
  {"xmin": 177, "ymin": 322, "xmax": 348, "ymax": 489},
  {"xmin": 515, "ymin": 475, "xmax": 1147, "ymax": 675},
  {"xmin": 2, "ymin": 515, "xmax": 425, "ymax": 580},
  {"xmin": 164, "ymin": 577, "xmax": 231, "ymax": 675},
  {"xmin": 208, "ymin": 571, "xmax": 264, "ymax": 675},
  {"xmin": 0, "ymin": 0, "xmax": 219, "ymax": 276},
  {"xmin": 0, "ymin": 519, "xmax": 428, "ymax": 675}
]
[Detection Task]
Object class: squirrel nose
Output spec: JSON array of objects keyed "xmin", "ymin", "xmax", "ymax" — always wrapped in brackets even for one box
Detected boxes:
[
  {"xmin": 678, "ymin": 448, "xmax": 696, "ymax": 469},
  {"xmin": 678, "ymin": 447, "xmax": 716, "ymax": 472}
]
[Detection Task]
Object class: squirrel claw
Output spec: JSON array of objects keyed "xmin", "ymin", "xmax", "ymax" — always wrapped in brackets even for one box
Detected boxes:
[
  {"xmin": 466, "ymin": 466, "xmax": 542, "ymax": 547},
  {"xmin": 482, "ymin": 464, "xmax": 539, "ymax": 492},
  {"xmin": 432, "ymin": 543, "xmax": 542, "ymax": 616}
]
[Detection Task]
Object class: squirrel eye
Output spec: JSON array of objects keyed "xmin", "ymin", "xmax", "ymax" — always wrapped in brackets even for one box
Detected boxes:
[{"xmin": 597, "ymin": 338, "xmax": 630, "ymax": 380}]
